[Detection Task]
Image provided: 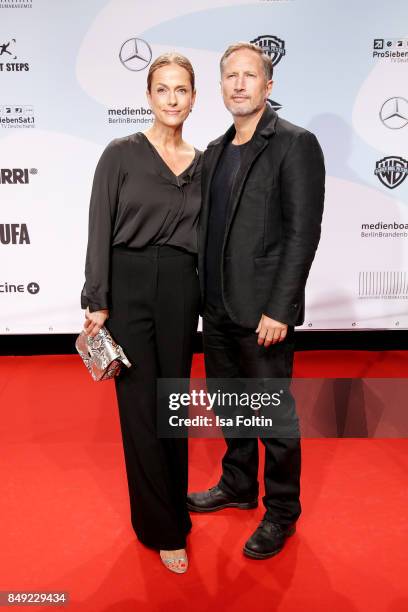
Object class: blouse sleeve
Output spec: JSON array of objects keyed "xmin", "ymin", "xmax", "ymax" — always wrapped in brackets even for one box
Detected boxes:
[{"xmin": 80, "ymin": 139, "xmax": 123, "ymax": 312}]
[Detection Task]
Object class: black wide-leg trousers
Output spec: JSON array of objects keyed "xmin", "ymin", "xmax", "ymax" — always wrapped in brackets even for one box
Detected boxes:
[
  {"xmin": 105, "ymin": 245, "xmax": 200, "ymax": 550},
  {"xmin": 203, "ymin": 302, "xmax": 301, "ymax": 528}
]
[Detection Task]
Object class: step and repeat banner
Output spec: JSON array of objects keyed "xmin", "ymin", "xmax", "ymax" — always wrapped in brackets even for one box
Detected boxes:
[{"xmin": 1, "ymin": 0, "xmax": 407, "ymax": 333}]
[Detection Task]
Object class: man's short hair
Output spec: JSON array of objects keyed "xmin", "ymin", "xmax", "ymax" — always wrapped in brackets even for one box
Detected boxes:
[{"xmin": 220, "ymin": 42, "xmax": 273, "ymax": 81}]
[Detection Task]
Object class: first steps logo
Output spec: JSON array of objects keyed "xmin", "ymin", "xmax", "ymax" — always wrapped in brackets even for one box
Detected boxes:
[
  {"xmin": 0, "ymin": 39, "xmax": 30, "ymax": 71},
  {"xmin": 250, "ymin": 35, "xmax": 286, "ymax": 67},
  {"xmin": 0, "ymin": 167, "xmax": 38, "ymax": 184},
  {"xmin": 374, "ymin": 156, "xmax": 408, "ymax": 189}
]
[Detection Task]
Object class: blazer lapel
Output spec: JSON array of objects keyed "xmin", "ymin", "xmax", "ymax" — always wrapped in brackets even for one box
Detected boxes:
[
  {"xmin": 200, "ymin": 141, "xmax": 226, "ymax": 245},
  {"xmin": 199, "ymin": 105, "xmax": 278, "ymax": 292},
  {"xmin": 223, "ymin": 105, "xmax": 278, "ymax": 242}
]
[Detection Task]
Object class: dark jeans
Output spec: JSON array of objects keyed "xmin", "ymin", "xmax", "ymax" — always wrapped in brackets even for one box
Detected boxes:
[
  {"xmin": 203, "ymin": 301, "xmax": 301, "ymax": 527},
  {"xmin": 106, "ymin": 245, "xmax": 200, "ymax": 550}
]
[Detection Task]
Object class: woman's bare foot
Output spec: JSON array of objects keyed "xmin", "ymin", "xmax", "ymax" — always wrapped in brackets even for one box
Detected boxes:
[{"xmin": 159, "ymin": 548, "xmax": 188, "ymax": 574}]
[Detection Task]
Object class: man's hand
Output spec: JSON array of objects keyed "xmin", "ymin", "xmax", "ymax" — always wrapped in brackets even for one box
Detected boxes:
[
  {"xmin": 83, "ymin": 307, "xmax": 109, "ymax": 338},
  {"xmin": 255, "ymin": 314, "xmax": 288, "ymax": 347}
]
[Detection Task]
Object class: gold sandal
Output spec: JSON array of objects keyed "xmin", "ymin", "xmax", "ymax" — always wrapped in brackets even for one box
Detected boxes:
[{"xmin": 159, "ymin": 550, "xmax": 188, "ymax": 574}]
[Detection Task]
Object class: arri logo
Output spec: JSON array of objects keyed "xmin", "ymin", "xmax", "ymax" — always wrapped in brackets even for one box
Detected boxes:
[
  {"xmin": 0, "ymin": 167, "xmax": 37, "ymax": 184},
  {"xmin": 250, "ymin": 35, "xmax": 286, "ymax": 67}
]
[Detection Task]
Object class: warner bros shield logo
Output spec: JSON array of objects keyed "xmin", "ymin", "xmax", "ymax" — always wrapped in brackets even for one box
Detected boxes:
[
  {"xmin": 375, "ymin": 156, "xmax": 408, "ymax": 189},
  {"xmin": 250, "ymin": 35, "xmax": 286, "ymax": 67}
]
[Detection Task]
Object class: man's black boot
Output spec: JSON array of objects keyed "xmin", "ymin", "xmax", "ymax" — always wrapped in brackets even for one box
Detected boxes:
[
  {"xmin": 243, "ymin": 520, "xmax": 296, "ymax": 559},
  {"xmin": 187, "ymin": 484, "xmax": 258, "ymax": 513}
]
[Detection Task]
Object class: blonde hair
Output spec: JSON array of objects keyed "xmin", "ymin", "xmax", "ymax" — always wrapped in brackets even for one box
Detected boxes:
[
  {"xmin": 147, "ymin": 52, "xmax": 195, "ymax": 92},
  {"xmin": 220, "ymin": 42, "xmax": 273, "ymax": 81}
]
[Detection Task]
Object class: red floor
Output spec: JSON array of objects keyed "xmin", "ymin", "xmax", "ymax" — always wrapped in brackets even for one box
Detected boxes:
[{"xmin": 1, "ymin": 351, "xmax": 407, "ymax": 611}]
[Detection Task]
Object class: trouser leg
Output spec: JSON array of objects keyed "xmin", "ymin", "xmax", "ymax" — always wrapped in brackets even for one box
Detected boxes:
[
  {"xmin": 203, "ymin": 302, "xmax": 301, "ymax": 523},
  {"xmin": 236, "ymin": 326, "xmax": 301, "ymax": 526},
  {"xmin": 106, "ymin": 247, "xmax": 196, "ymax": 550},
  {"xmin": 203, "ymin": 303, "xmax": 259, "ymax": 499},
  {"xmin": 155, "ymin": 250, "xmax": 200, "ymax": 537}
]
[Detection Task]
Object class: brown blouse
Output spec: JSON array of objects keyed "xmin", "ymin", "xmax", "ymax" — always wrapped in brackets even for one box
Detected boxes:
[{"xmin": 81, "ymin": 132, "xmax": 202, "ymax": 312}]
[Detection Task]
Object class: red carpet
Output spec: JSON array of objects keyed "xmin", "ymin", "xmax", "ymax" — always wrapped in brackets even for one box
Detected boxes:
[{"xmin": 1, "ymin": 351, "xmax": 407, "ymax": 611}]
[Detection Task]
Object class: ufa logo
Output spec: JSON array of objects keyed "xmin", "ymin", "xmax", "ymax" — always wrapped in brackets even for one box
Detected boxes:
[
  {"xmin": 374, "ymin": 156, "xmax": 408, "ymax": 189},
  {"xmin": 250, "ymin": 35, "xmax": 286, "ymax": 67},
  {"xmin": 0, "ymin": 223, "xmax": 30, "ymax": 244}
]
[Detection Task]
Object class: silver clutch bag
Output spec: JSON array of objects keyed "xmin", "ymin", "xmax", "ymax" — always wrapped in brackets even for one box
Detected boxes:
[{"xmin": 75, "ymin": 325, "xmax": 131, "ymax": 381}]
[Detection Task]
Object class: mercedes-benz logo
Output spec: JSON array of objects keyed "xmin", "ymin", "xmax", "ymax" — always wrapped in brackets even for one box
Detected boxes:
[
  {"xmin": 119, "ymin": 38, "xmax": 152, "ymax": 72},
  {"xmin": 267, "ymin": 99, "xmax": 282, "ymax": 111},
  {"xmin": 380, "ymin": 97, "xmax": 408, "ymax": 129}
]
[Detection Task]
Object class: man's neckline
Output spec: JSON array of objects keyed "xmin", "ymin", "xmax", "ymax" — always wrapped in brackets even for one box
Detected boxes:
[{"xmin": 229, "ymin": 139, "xmax": 252, "ymax": 148}]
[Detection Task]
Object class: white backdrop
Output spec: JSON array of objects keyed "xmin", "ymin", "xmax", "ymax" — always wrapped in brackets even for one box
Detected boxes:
[{"xmin": 1, "ymin": 0, "xmax": 407, "ymax": 332}]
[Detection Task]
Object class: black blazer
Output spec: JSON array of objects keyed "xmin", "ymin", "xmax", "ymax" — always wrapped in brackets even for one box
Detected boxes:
[{"xmin": 198, "ymin": 104, "xmax": 325, "ymax": 328}]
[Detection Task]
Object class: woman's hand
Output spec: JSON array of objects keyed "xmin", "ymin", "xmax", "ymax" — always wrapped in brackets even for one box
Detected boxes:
[{"xmin": 83, "ymin": 307, "xmax": 109, "ymax": 338}]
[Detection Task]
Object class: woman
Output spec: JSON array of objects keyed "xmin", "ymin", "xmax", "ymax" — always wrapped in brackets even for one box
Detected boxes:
[{"xmin": 80, "ymin": 53, "xmax": 201, "ymax": 574}]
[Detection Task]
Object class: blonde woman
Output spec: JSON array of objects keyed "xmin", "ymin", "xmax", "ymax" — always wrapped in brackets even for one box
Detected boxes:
[{"xmin": 81, "ymin": 53, "xmax": 201, "ymax": 573}]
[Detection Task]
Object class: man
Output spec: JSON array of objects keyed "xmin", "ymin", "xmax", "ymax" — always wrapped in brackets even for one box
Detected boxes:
[{"xmin": 187, "ymin": 42, "xmax": 325, "ymax": 559}]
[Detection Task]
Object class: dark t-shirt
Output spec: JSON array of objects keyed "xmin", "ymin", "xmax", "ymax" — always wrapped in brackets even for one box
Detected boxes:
[
  {"xmin": 81, "ymin": 132, "xmax": 202, "ymax": 312},
  {"xmin": 205, "ymin": 140, "xmax": 250, "ymax": 306}
]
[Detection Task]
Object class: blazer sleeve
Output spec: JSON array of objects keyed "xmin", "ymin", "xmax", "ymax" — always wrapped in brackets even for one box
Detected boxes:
[
  {"xmin": 263, "ymin": 131, "xmax": 325, "ymax": 326},
  {"xmin": 80, "ymin": 139, "xmax": 122, "ymax": 312}
]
